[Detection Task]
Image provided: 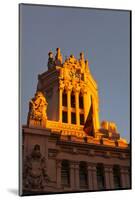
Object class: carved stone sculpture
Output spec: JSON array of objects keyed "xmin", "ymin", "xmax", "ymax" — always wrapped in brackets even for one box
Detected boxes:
[
  {"xmin": 101, "ymin": 121, "xmax": 118, "ymax": 133},
  {"xmin": 55, "ymin": 48, "xmax": 63, "ymax": 66},
  {"xmin": 23, "ymin": 144, "xmax": 49, "ymax": 191},
  {"xmin": 48, "ymin": 51, "xmax": 55, "ymax": 69},
  {"xmin": 79, "ymin": 52, "xmax": 85, "ymax": 72},
  {"xmin": 27, "ymin": 91, "xmax": 48, "ymax": 127},
  {"xmin": 85, "ymin": 59, "xmax": 90, "ymax": 72},
  {"xmin": 100, "ymin": 121, "xmax": 120, "ymax": 140},
  {"xmin": 68, "ymin": 54, "xmax": 77, "ymax": 65}
]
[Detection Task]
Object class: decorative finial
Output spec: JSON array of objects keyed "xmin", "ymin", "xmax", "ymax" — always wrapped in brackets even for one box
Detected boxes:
[
  {"xmin": 55, "ymin": 47, "xmax": 63, "ymax": 66},
  {"xmin": 85, "ymin": 59, "xmax": 90, "ymax": 72},
  {"xmin": 70, "ymin": 54, "xmax": 74, "ymax": 58},
  {"xmin": 79, "ymin": 52, "xmax": 85, "ymax": 71},
  {"xmin": 80, "ymin": 52, "xmax": 85, "ymax": 61},
  {"xmin": 85, "ymin": 59, "xmax": 89, "ymax": 67}
]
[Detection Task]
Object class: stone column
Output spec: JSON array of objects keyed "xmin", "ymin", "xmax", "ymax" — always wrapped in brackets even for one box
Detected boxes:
[
  {"xmin": 104, "ymin": 165, "xmax": 114, "ymax": 189},
  {"xmin": 74, "ymin": 161, "xmax": 80, "ymax": 190},
  {"xmin": 93, "ymin": 98, "xmax": 100, "ymax": 131},
  {"xmin": 70, "ymin": 161, "xmax": 75, "ymax": 190},
  {"xmin": 83, "ymin": 90, "xmax": 88, "ymax": 122},
  {"xmin": 91, "ymin": 163, "xmax": 98, "ymax": 190},
  {"xmin": 67, "ymin": 89, "xmax": 71, "ymax": 124},
  {"xmin": 75, "ymin": 91, "xmax": 80, "ymax": 125},
  {"xmin": 125, "ymin": 168, "xmax": 130, "ymax": 188},
  {"xmin": 56, "ymin": 160, "xmax": 61, "ymax": 188},
  {"xmin": 59, "ymin": 88, "xmax": 63, "ymax": 123},
  {"xmin": 87, "ymin": 163, "xmax": 93, "ymax": 190}
]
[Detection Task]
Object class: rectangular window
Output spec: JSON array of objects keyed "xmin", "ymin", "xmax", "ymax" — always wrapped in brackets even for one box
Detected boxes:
[
  {"xmin": 62, "ymin": 92, "xmax": 67, "ymax": 107},
  {"xmin": 80, "ymin": 114, "xmax": 84, "ymax": 125},
  {"xmin": 71, "ymin": 94, "xmax": 75, "ymax": 108},
  {"xmin": 113, "ymin": 165, "xmax": 121, "ymax": 189},
  {"xmin": 61, "ymin": 160, "xmax": 70, "ymax": 186},
  {"xmin": 79, "ymin": 95, "xmax": 84, "ymax": 109},
  {"xmin": 79, "ymin": 162, "xmax": 88, "ymax": 189},
  {"xmin": 71, "ymin": 112, "xmax": 76, "ymax": 124},
  {"xmin": 81, "ymin": 74, "xmax": 84, "ymax": 81},
  {"xmin": 62, "ymin": 111, "xmax": 67, "ymax": 123},
  {"xmin": 97, "ymin": 164, "xmax": 105, "ymax": 190}
]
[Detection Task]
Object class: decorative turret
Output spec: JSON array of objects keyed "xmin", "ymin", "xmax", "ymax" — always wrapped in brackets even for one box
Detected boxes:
[
  {"xmin": 36, "ymin": 49, "xmax": 99, "ymax": 136},
  {"xmin": 27, "ymin": 48, "xmax": 128, "ymax": 146}
]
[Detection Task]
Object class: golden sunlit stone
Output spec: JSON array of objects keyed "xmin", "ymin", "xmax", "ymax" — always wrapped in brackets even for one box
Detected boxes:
[{"xmin": 27, "ymin": 48, "xmax": 128, "ymax": 147}]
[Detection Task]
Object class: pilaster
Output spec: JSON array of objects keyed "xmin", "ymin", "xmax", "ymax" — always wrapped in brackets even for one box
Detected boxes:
[
  {"xmin": 104, "ymin": 165, "xmax": 114, "ymax": 189},
  {"xmin": 90, "ymin": 163, "xmax": 98, "ymax": 190},
  {"xmin": 125, "ymin": 169, "xmax": 130, "ymax": 188},
  {"xmin": 74, "ymin": 161, "xmax": 80, "ymax": 190},
  {"xmin": 56, "ymin": 160, "xmax": 62, "ymax": 188},
  {"xmin": 67, "ymin": 89, "xmax": 71, "ymax": 124},
  {"xmin": 75, "ymin": 91, "xmax": 80, "ymax": 125},
  {"xmin": 87, "ymin": 163, "xmax": 94, "ymax": 190},
  {"xmin": 59, "ymin": 82, "xmax": 64, "ymax": 122},
  {"xmin": 120, "ymin": 166, "xmax": 130, "ymax": 188},
  {"xmin": 83, "ymin": 90, "xmax": 88, "ymax": 122},
  {"xmin": 59, "ymin": 89, "xmax": 62, "ymax": 123},
  {"xmin": 70, "ymin": 161, "xmax": 75, "ymax": 189}
]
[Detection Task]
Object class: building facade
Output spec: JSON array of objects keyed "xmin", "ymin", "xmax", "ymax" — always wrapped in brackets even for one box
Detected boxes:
[{"xmin": 22, "ymin": 48, "xmax": 130, "ymax": 195}]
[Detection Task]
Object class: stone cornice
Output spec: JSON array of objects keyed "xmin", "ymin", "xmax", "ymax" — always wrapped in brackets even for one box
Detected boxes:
[
  {"xmin": 22, "ymin": 126, "xmax": 51, "ymax": 136},
  {"xmin": 56, "ymin": 139, "xmax": 130, "ymax": 153}
]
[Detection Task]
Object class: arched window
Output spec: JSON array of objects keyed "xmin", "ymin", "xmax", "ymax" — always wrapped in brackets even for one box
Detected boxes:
[
  {"xmin": 79, "ymin": 92, "xmax": 84, "ymax": 109},
  {"xmin": 79, "ymin": 162, "xmax": 88, "ymax": 189},
  {"xmin": 61, "ymin": 160, "xmax": 70, "ymax": 186},
  {"xmin": 113, "ymin": 165, "xmax": 121, "ymax": 189},
  {"xmin": 62, "ymin": 89, "xmax": 67, "ymax": 107},
  {"xmin": 97, "ymin": 163, "xmax": 105, "ymax": 190},
  {"xmin": 71, "ymin": 91, "xmax": 75, "ymax": 108}
]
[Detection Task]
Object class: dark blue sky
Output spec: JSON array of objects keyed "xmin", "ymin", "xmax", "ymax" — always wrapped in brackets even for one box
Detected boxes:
[{"xmin": 20, "ymin": 4, "xmax": 130, "ymax": 142}]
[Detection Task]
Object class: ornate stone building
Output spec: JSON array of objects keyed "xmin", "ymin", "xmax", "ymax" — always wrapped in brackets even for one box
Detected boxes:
[{"xmin": 22, "ymin": 48, "xmax": 130, "ymax": 195}]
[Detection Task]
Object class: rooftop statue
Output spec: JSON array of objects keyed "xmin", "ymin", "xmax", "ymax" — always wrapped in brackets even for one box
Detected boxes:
[
  {"xmin": 63, "ymin": 54, "xmax": 79, "ymax": 66},
  {"xmin": 85, "ymin": 59, "xmax": 90, "ymax": 72},
  {"xmin": 79, "ymin": 52, "xmax": 85, "ymax": 72},
  {"xmin": 68, "ymin": 54, "xmax": 76, "ymax": 64},
  {"xmin": 55, "ymin": 48, "xmax": 63, "ymax": 66},
  {"xmin": 27, "ymin": 91, "xmax": 48, "ymax": 127},
  {"xmin": 47, "ymin": 51, "xmax": 55, "ymax": 69}
]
